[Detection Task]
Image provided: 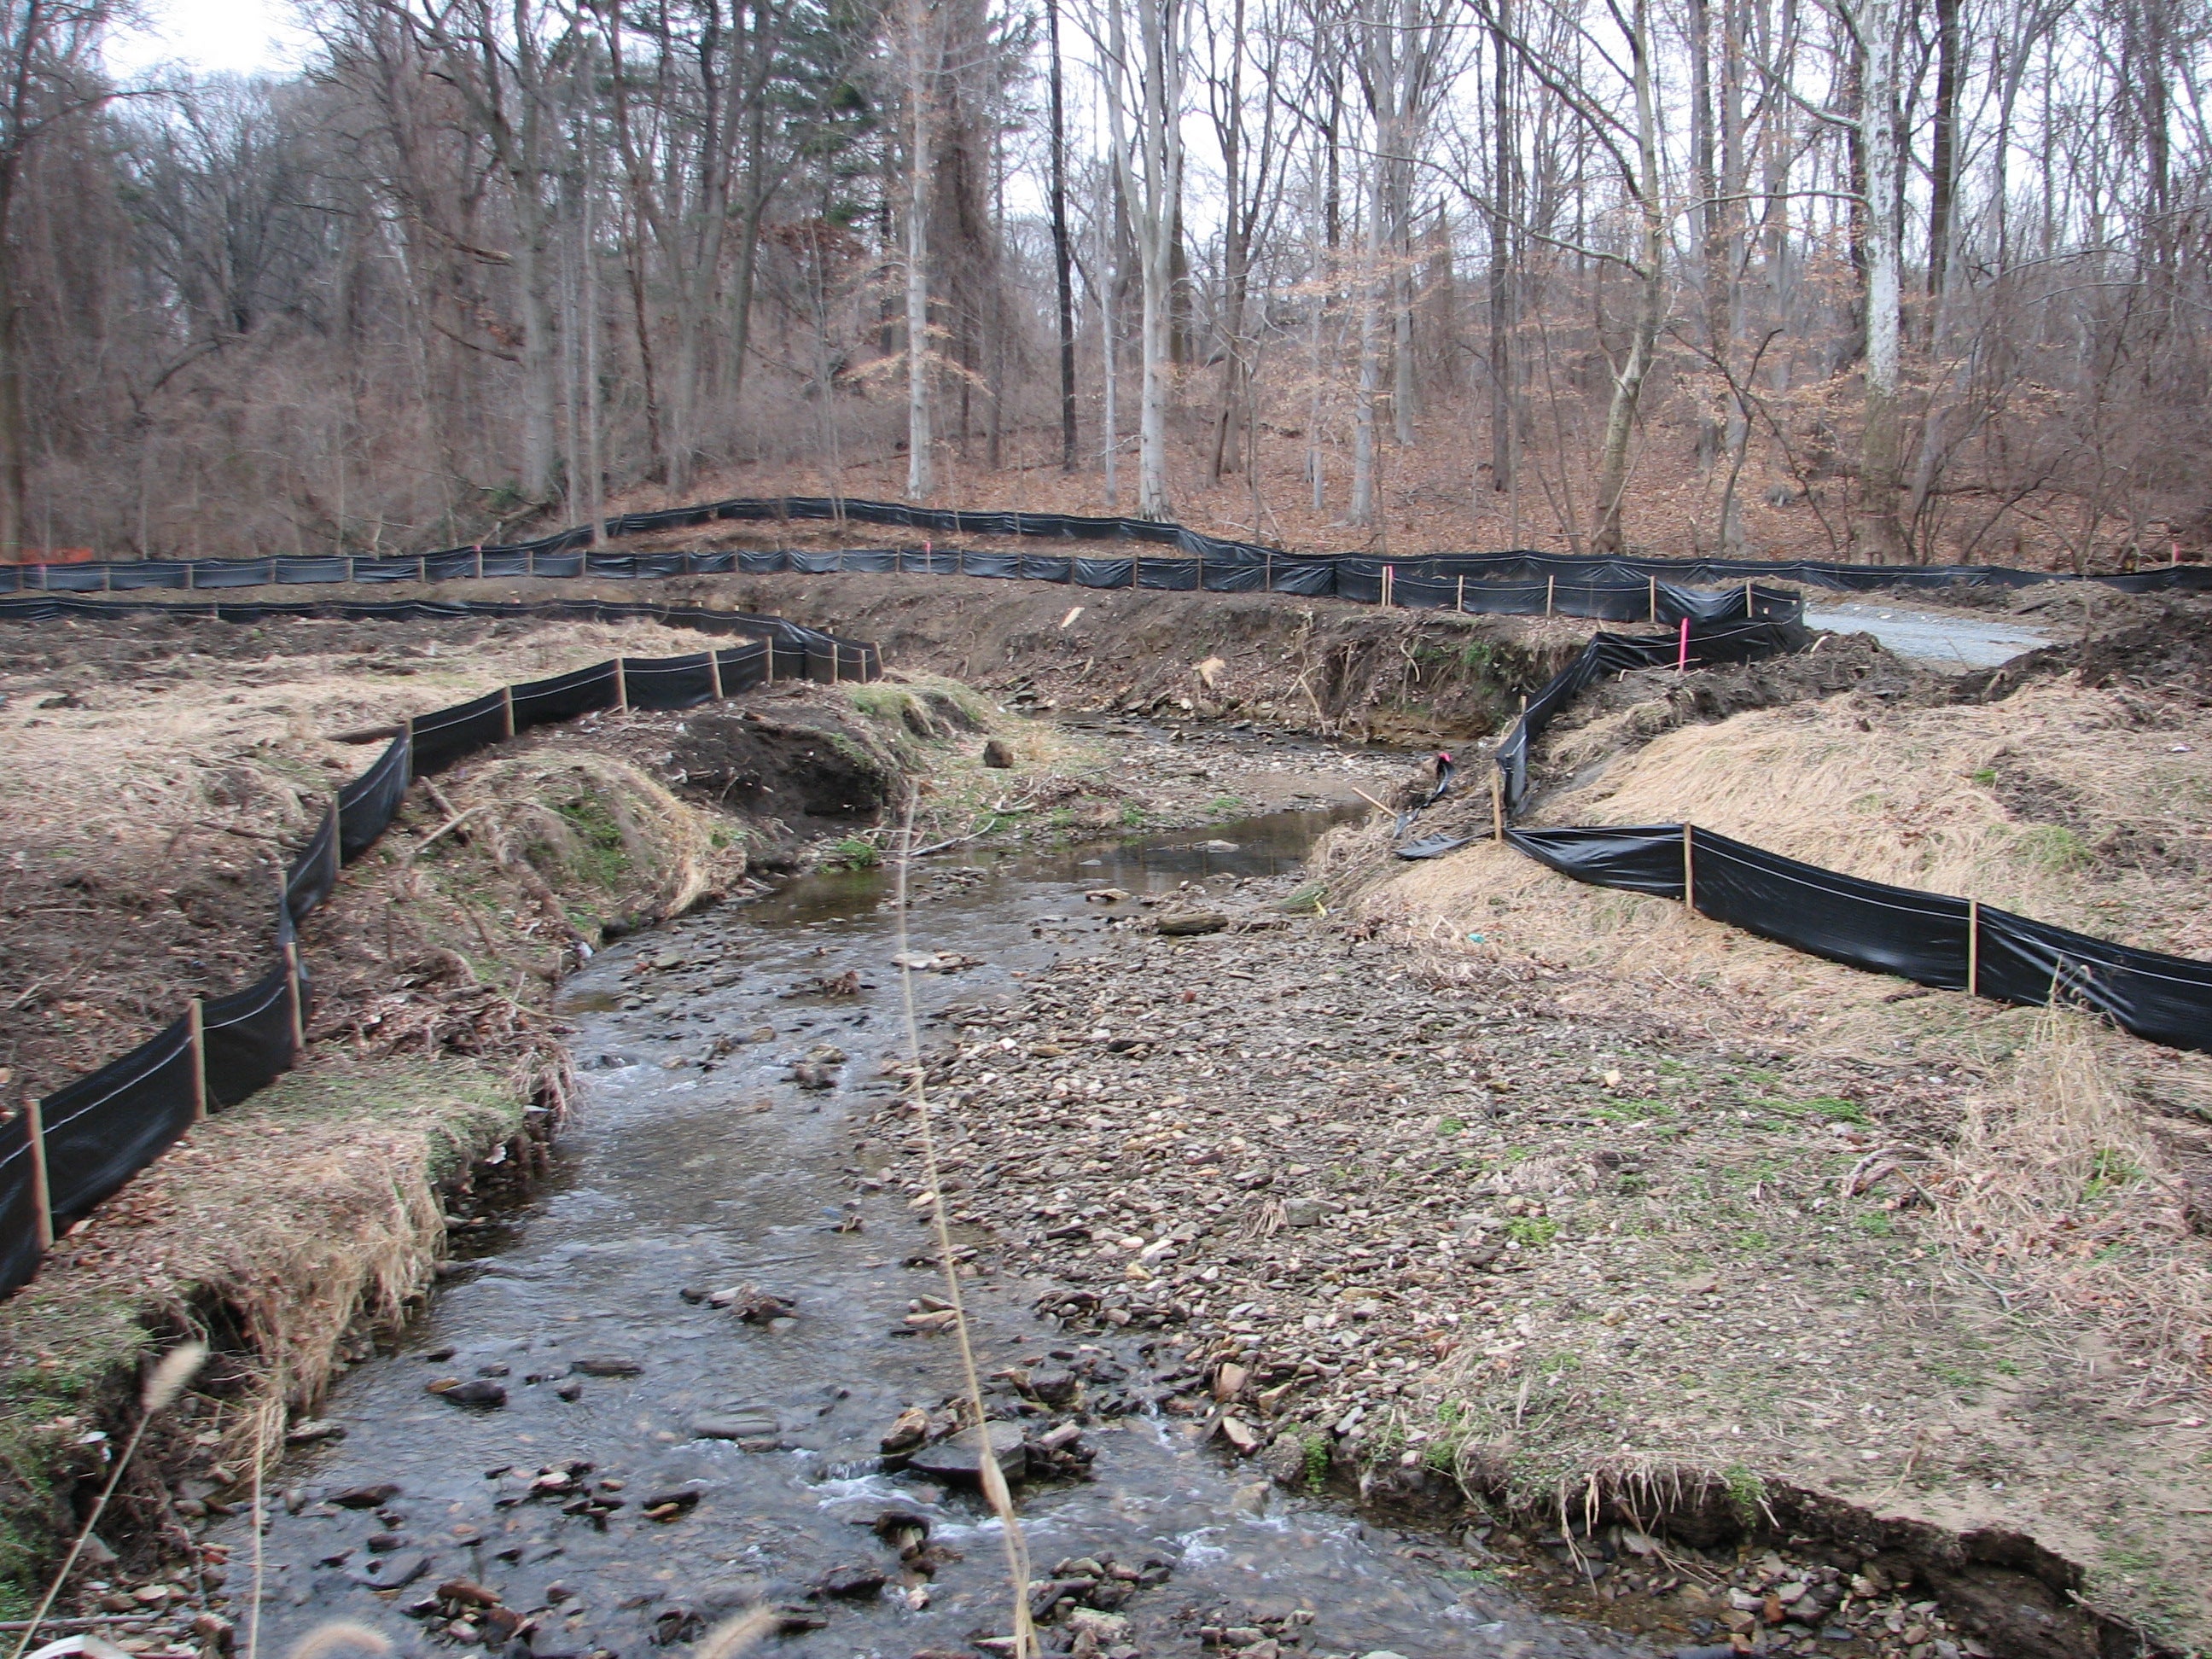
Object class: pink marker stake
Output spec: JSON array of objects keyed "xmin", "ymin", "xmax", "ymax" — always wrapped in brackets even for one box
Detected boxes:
[{"xmin": 1678, "ymin": 615, "xmax": 1690, "ymax": 672}]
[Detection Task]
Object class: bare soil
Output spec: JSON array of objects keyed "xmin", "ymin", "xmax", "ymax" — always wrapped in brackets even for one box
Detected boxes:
[{"xmin": 58, "ymin": 562, "xmax": 1590, "ymax": 740}]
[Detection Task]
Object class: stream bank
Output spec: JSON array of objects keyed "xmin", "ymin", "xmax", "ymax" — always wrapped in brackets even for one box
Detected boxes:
[{"xmin": 198, "ymin": 808, "xmax": 1640, "ymax": 1659}]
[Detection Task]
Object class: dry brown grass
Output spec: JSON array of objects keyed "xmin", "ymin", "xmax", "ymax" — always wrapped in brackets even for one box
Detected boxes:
[
  {"xmin": 1936, "ymin": 1006, "xmax": 2212, "ymax": 1392},
  {"xmin": 1340, "ymin": 680, "xmax": 2212, "ymax": 1064},
  {"xmin": 451, "ymin": 750, "xmax": 730, "ymax": 921}
]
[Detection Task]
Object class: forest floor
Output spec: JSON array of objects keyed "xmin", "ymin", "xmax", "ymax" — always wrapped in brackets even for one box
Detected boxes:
[{"xmin": 570, "ymin": 420, "xmax": 2209, "ymax": 574}]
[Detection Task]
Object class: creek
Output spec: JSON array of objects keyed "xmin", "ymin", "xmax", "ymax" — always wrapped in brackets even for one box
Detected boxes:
[{"xmin": 224, "ymin": 806, "xmax": 1639, "ymax": 1659}]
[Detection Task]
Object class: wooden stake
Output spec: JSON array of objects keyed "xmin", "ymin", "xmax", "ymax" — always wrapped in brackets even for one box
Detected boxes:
[
  {"xmin": 501, "ymin": 685, "xmax": 515, "ymax": 738},
  {"xmin": 282, "ymin": 939, "xmax": 306, "ymax": 1057},
  {"xmin": 1648, "ymin": 574, "xmax": 1657, "ymax": 621},
  {"xmin": 1456, "ymin": 574, "xmax": 1465, "ymax": 613},
  {"xmin": 417, "ymin": 555, "xmax": 428, "ymax": 583},
  {"xmin": 1545, "ymin": 573, "xmax": 1555, "ymax": 616},
  {"xmin": 1492, "ymin": 771, "xmax": 1505, "ymax": 841},
  {"xmin": 765, "ymin": 640, "xmax": 775, "ymax": 684},
  {"xmin": 1743, "ymin": 577, "xmax": 1754, "ymax": 618},
  {"xmin": 24, "ymin": 1097, "xmax": 52, "ymax": 1250},
  {"xmin": 328, "ymin": 795, "xmax": 342, "ymax": 885},
  {"xmin": 707, "ymin": 649, "xmax": 724, "ymax": 701},
  {"xmin": 1682, "ymin": 824, "xmax": 1696, "ymax": 912},
  {"xmin": 613, "ymin": 658, "xmax": 628, "ymax": 710},
  {"xmin": 1264, "ymin": 549, "xmax": 1272, "ymax": 591},
  {"xmin": 1967, "ymin": 899, "xmax": 1980, "ymax": 998},
  {"xmin": 187, "ymin": 999, "xmax": 208, "ymax": 1123},
  {"xmin": 474, "ymin": 544, "xmax": 485, "ymax": 579}
]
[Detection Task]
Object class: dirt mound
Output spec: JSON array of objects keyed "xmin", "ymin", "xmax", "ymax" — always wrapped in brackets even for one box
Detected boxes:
[
  {"xmin": 1958, "ymin": 601, "xmax": 2212, "ymax": 704},
  {"xmin": 77, "ymin": 570, "xmax": 1593, "ymax": 744}
]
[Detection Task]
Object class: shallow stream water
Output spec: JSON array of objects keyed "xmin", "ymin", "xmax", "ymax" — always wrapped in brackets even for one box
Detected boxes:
[{"xmin": 226, "ymin": 808, "xmax": 1640, "ymax": 1659}]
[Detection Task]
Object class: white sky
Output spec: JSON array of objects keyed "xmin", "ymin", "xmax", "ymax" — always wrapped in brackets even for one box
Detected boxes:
[{"xmin": 103, "ymin": 0, "xmax": 314, "ymax": 80}]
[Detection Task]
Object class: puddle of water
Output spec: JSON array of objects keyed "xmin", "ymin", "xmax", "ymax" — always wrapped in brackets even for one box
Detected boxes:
[{"xmin": 225, "ymin": 806, "xmax": 1635, "ymax": 1659}]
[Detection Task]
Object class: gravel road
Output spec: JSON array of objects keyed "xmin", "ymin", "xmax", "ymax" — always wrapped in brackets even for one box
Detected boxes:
[{"xmin": 1802, "ymin": 600, "xmax": 2050, "ymax": 668}]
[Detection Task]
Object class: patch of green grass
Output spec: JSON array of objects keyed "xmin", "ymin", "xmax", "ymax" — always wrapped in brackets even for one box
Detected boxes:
[
  {"xmin": 1857, "ymin": 1209, "xmax": 1898, "ymax": 1237},
  {"xmin": 552, "ymin": 795, "xmax": 630, "ymax": 887},
  {"xmin": 1506, "ymin": 1216, "xmax": 1559, "ymax": 1249},
  {"xmin": 1970, "ymin": 767, "xmax": 1998, "ymax": 786},
  {"xmin": 1806, "ymin": 1097, "xmax": 1870, "ymax": 1125},
  {"xmin": 2084, "ymin": 1147, "xmax": 2142, "ymax": 1202},
  {"xmin": 1721, "ymin": 1463, "xmax": 1767, "ymax": 1520},
  {"xmin": 1119, "ymin": 801, "xmax": 1149, "ymax": 828},
  {"xmin": 1437, "ymin": 1116, "xmax": 1467, "ymax": 1136},
  {"xmin": 1301, "ymin": 1432, "xmax": 1331, "ymax": 1493},
  {"xmin": 1204, "ymin": 794, "xmax": 1247, "ymax": 819},
  {"xmin": 1733, "ymin": 1230, "xmax": 1773, "ymax": 1254},
  {"xmin": 1592, "ymin": 1097, "xmax": 1675, "ymax": 1124},
  {"xmin": 2017, "ymin": 824, "xmax": 2091, "ymax": 873},
  {"xmin": 824, "ymin": 836, "xmax": 880, "ymax": 869},
  {"xmin": 1539, "ymin": 1350, "xmax": 1580, "ymax": 1377}
]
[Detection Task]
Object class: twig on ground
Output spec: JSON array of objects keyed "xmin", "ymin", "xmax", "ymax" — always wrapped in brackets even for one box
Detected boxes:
[{"xmin": 890, "ymin": 789, "xmax": 1037, "ymax": 1659}]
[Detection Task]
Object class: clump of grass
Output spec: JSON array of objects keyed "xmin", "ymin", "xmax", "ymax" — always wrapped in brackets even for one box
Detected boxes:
[{"xmin": 825, "ymin": 836, "xmax": 881, "ymax": 870}]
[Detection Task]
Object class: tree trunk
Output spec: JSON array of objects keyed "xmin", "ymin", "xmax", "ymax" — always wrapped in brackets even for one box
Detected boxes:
[
  {"xmin": 1854, "ymin": 0, "xmax": 1906, "ymax": 562},
  {"xmin": 1046, "ymin": 0, "xmax": 1077, "ymax": 470},
  {"xmin": 1589, "ymin": 0, "xmax": 1662, "ymax": 556},
  {"xmin": 1924, "ymin": 0, "xmax": 1959, "ymax": 344},
  {"xmin": 1486, "ymin": 4, "xmax": 1512, "ymax": 501},
  {"xmin": 903, "ymin": 0, "xmax": 934, "ymax": 499}
]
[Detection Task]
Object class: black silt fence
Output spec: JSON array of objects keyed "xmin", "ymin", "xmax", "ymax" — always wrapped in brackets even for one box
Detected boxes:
[
  {"xmin": 5, "ymin": 490, "xmax": 2202, "ymax": 604},
  {"xmin": 1493, "ymin": 618, "xmax": 1810, "ymax": 817},
  {"xmin": 1478, "ymin": 635, "xmax": 2212, "ymax": 1053},
  {"xmin": 0, "ymin": 603, "xmax": 873, "ymax": 1300}
]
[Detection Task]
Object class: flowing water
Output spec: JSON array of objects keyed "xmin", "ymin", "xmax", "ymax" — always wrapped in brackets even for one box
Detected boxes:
[{"xmin": 226, "ymin": 808, "xmax": 1640, "ymax": 1659}]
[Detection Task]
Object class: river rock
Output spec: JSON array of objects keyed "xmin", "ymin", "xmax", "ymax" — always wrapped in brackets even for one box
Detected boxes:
[
  {"xmin": 1022, "ymin": 1364, "xmax": 1080, "ymax": 1406},
  {"xmin": 350, "ymin": 1551, "xmax": 430, "ymax": 1590},
  {"xmin": 1155, "ymin": 911, "xmax": 1226, "ymax": 936},
  {"xmin": 811, "ymin": 1564, "xmax": 888, "ymax": 1601},
  {"xmin": 428, "ymin": 1378, "xmax": 507, "ymax": 1410},
  {"xmin": 691, "ymin": 1412, "xmax": 779, "ymax": 1442},
  {"xmin": 982, "ymin": 737, "xmax": 1016, "ymax": 769},
  {"xmin": 905, "ymin": 1422, "xmax": 1027, "ymax": 1486},
  {"xmin": 329, "ymin": 1482, "xmax": 400, "ymax": 1509},
  {"xmin": 571, "ymin": 1355, "xmax": 643, "ymax": 1377}
]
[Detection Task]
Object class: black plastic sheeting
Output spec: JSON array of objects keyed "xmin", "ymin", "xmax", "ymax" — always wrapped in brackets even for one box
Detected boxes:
[
  {"xmin": 0, "ymin": 593, "xmax": 882, "ymax": 681},
  {"xmin": 39, "ymin": 1014, "xmax": 201, "ymax": 1228},
  {"xmin": 6, "ymin": 491, "xmax": 2203, "ymax": 600},
  {"xmin": 0, "ymin": 600, "xmax": 872, "ymax": 1298},
  {"xmin": 1501, "ymin": 824, "xmax": 2211, "ymax": 1054},
  {"xmin": 0, "ymin": 1119, "xmax": 42, "ymax": 1299},
  {"xmin": 1494, "ymin": 619, "xmax": 1808, "ymax": 815},
  {"xmin": 200, "ymin": 941, "xmax": 305, "ymax": 1110}
]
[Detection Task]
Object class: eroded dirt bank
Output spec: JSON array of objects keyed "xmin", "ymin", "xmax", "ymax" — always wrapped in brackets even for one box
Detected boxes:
[{"xmin": 65, "ymin": 566, "xmax": 1591, "ymax": 743}]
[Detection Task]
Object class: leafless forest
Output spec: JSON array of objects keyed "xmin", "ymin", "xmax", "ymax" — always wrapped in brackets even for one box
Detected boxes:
[{"xmin": 0, "ymin": 0, "xmax": 2204, "ymax": 568}]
